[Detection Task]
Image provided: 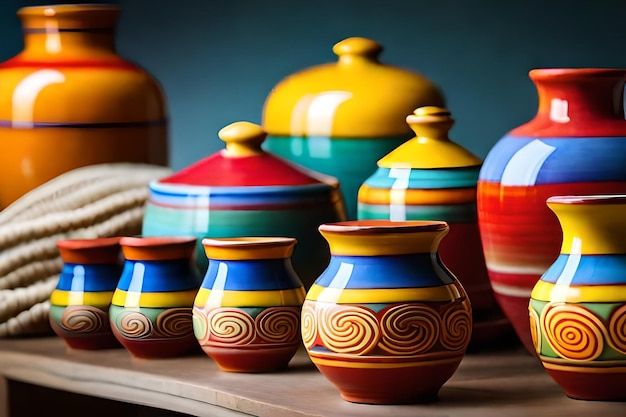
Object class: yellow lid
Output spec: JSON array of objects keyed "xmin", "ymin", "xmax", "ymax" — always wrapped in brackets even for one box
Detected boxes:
[
  {"xmin": 378, "ymin": 106, "xmax": 482, "ymax": 168},
  {"xmin": 262, "ymin": 37, "xmax": 445, "ymax": 138}
]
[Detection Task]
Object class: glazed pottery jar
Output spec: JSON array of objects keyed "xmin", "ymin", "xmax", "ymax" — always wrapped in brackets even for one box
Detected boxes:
[
  {"xmin": 529, "ymin": 195, "xmax": 626, "ymax": 401},
  {"xmin": 193, "ymin": 237, "xmax": 306, "ymax": 372},
  {"xmin": 477, "ymin": 68, "xmax": 626, "ymax": 354},
  {"xmin": 358, "ymin": 106, "xmax": 512, "ymax": 349},
  {"xmin": 0, "ymin": 4, "xmax": 168, "ymax": 208},
  {"xmin": 142, "ymin": 121, "xmax": 346, "ymax": 289},
  {"xmin": 49, "ymin": 237, "xmax": 122, "ymax": 350},
  {"xmin": 262, "ymin": 37, "xmax": 445, "ymax": 219},
  {"xmin": 109, "ymin": 236, "xmax": 201, "ymax": 358},
  {"xmin": 302, "ymin": 220, "xmax": 471, "ymax": 404}
]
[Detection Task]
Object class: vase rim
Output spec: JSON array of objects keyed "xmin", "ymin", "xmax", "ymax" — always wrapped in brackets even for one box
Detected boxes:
[
  {"xmin": 202, "ymin": 237, "xmax": 296, "ymax": 247},
  {"xmin": 547, "ymin": 194, "xmax": 626, "ymax": 205},
  {"xmin": 18, "ymin": 4, "xmax": 120, "ymax": 16},
  {"xmin": 56, "ymin": 236, "xmax": 122, "ymax": 250},
  {"xmin": 529, "ymin": 68, "xmax": 626, "ymax": 81},
  {"xmin": 120, "ymin": 236, "xmax": 197, "ymax": 247},
  {"xmin": 319, "ymin": 220, "xmax": 448, "ymax": 234}
]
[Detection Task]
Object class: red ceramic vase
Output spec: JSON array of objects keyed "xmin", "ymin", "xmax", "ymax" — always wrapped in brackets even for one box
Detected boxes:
[{"xmin": 477, "ymin": 68, "xmax": 626, "ymax": 354}]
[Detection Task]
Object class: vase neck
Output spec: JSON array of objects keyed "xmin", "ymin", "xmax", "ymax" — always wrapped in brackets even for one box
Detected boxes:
[
  {"xmin": 511, "ymin": 69, "xmax": 626, "ymax": 137},
  {"xmin": 18, "ymin": 5, "xmax": 119, "ymax": 60}
]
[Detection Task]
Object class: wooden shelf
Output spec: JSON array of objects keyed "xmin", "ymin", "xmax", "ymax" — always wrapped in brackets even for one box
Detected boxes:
[{"xmin": 0, "ymin": 337, "xmax": 624, "ymax": 416}]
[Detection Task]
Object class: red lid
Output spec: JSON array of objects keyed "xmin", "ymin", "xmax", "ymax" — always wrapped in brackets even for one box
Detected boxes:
[{"xmin": 161, "ymin": 121, "xmax": 324, "ymax": 187}]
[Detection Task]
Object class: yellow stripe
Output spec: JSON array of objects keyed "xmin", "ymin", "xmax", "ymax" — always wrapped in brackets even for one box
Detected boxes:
[
  {"xmin": 531, "ymin": 280, "xmax": 626, "ymax": 303},
  {"xmin": 310, "ymin": 355, "xmax": 461, "ymax": 369},
  {"xmin": 194, "ymin": 287, "xmax": 306, "ymax": 308},
  {"xmin": 319, "ymin": 230, "xmax": 444, "ymax": 256},
  {"xmin": 202, "ymin": 237, "xmax": 295, "ymax": 260},
  {"xmin": 111, "ymin": 289, "xmax": 198, "ymax": 308},
  {"xmin": 541, "ymin": 359, "xmax": 626, "ymax": 373},
  {"xmin": 358, "ymin": 185, "xmax": 476, "ymax": 205},
  {"xmin": 50, "ymin": 290, "xmax": 114, "ymax": 307},
  {"xmin": 306, "ymin": 283, "xmax": 461, "ymax": 303}
]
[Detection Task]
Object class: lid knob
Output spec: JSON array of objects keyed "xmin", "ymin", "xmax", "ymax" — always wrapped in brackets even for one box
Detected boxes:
[
  {"xmin": 218, "ymin": 121, "xmax": 267, "ymax": 157},
  {"xmin": 405, "ymin": 106, "xmax": 454, "ymax": 141},
  {"xmin": 333, "ymin": 37, "xmax": 383, "ymax": 65}
]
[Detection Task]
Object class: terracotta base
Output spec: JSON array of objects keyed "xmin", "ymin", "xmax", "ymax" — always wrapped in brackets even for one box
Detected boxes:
[
  {"xmin": 202, "ymin": 344, "xmax": 300, "ymax": 373},
  {"xmin": 311, "ymin": 355, "xmax": 464, "ymax": 404},
  {"xmin": 543, "ymin": 364, "xmax": 626, "ymax": 401},
  {"xmin": 111, "ymin": 327, "xmax": 200, "ymax": 359},
  {"xmin": 50, "ymin": 320, "xmax": 121, "ymax": 350}
]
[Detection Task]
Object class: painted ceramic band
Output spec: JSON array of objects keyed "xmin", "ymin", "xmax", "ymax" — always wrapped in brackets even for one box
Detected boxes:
[
  {"xmin": 50, "ymin": 290, "xmax": 114, "ymax": 307},
  {"xmin": 111, "ymin": 289, "xmax": 198, "ymax": 308},
  {"xmin": 194, "ymin": 287, "xmax": 306, "ymax": 308}
]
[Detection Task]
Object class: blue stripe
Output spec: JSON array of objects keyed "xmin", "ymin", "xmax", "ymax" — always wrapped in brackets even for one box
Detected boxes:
[
  {"xmin": 541, "ymin": 254, "xmax": 626, "ymax": 285},
  {"xmin": 479, "ymin": 135, "xmax": 626, "ymax": 183},
  {"xmin": 116, "ymin": 260, "xmax": 201, "ymax": 292},
  {"xmin": 201, "ymin": 259, "xmax": 303, "ymax": 291},
  {"xmin": 56, "ymin": 263, "xmax": 121, "ymax": 292},
  {"xmin": 363, "ymin": 166, "xmax": 480, "ymax": 189},
  {"xmin": 315, "ymin": 254, "xmax": 454, "ymax": 289},
  {"xmin": 0, "ymin": 119, "xmax": 167, "ymax": 129}
]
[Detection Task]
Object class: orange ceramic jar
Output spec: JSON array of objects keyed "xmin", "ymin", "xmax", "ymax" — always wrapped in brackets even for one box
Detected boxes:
[{"xmin": 0, "ymin": 4, "xmax": 169, "ymax": 208}]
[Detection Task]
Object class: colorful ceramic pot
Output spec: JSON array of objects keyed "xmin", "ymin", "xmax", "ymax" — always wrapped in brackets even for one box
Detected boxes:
[
  {"xmin": 262, "ymin": 37, "xmax": 445, "ymax": 219},
  {"xmin": 193, "ymin": 237, "xmax": 306, "ymax": 373},
  {"xmin": 477, "ymin": 68, "xmax": 626, "ymax": 353},
  {"xmin": 529, "ymin": 195, "xmax": 626, "ymax": 401},
  {"xmin": 0, "ymin": 4, "xmax": 168, "ymax": 208},
  {"xmin": 302, "ymin": 220, "xmax": 471, "ymax": 404},
  {"xmin": 142, "ymin": 121, "xmax": 346, "ymax": 289},
  {"xmin": 49, "ymin": 237, "xmax": 122, "ymax": 350},
  {"xmin": 109, "ymin": 236, "xmax": 201, "ymax": 358},
  {"xmin": 358, "ymin": 106, "xmax": 512, "ymax": 349}
]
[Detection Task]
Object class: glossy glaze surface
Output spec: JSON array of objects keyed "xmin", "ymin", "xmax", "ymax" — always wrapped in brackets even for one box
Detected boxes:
[
  {"xmin": 0, "ymin": 4, "xmax": 168, "ymax": 208},
  {"xmin": 477, "ymin": 68, "xmax": 626, "ymax": 353},
  {"xmin": 193, "ymin": 237, "xmax": 306, "ymax": 372},
  {"xmin": 142, "ymin": 122, "xmax": 346, "ymax": 288},
  {"xmin": 529, "ymin": 194, "xmax": 626, "ymax": 401},
  {"xmin": 49, "ymin": 237, "xmax": 122, "ymax": 350},
  {"xmin": 262, "ymin": 37, "xmax": 445, "ymax": 219},
  {"xmin": 358, "ymin": 107, "xmax": 511, "ymax": 349},
  {"xmin": 109, "ymin": 236, "xmax": 201, "ymax": 358},
  {"xmin": 302, "ymin": 220, "xmax": 471, "ymax": 404}
]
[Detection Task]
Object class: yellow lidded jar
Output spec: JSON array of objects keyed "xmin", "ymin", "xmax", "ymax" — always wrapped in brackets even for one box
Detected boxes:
[{"xmin": 262, "ymin": 37, "xmax": 445, "ymax": 219}]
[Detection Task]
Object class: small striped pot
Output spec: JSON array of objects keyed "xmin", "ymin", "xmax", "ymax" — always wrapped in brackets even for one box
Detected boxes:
[
  {"xmin": 302, "ymin": 220, "xmax": 471, "ymax": 404},
  {"xmin": 49, "ymin": 237, "xmax": 123, "ymax": 350},
  {"xmin": 110, "ymin": 236, "xmax": 202, "ymax": 358},
  {"xmin": 530, "ymin": 195, "xmax": 626, "ymax": 401},
  {"xmin": 193, "ymin": 237, "xmax": 306, "ymax": 373}
]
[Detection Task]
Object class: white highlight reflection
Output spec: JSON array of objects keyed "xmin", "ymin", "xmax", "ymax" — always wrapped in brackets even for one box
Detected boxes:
[
  {"xmin": 206, "ymin": 262, "xmax": 228, "ymax": 308},
  {"xmin": 317, "ymin": 262, "xmax": 354, "ymax": 303},
  {"xmin": 12, "ymin": 69, "xmax": 65, "ymax": 128},
  {"xmin": 125, "ymin": 263, "xmax": 145, "ymax": 308},
  {"xmin": 550, "ymin": 237, "xmax": 582, "ymax": 302},
  {"xmin": 388, "ymin": 164, "xmax": 411, "ymax": 221},
  {"xmin": 501, "ymin": 139, "xmax": 556, "ymax": 186}
]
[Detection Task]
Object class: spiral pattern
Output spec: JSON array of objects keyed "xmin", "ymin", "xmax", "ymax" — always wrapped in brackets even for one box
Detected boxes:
[
  {"xmin": 379, "ymin": 304, "xmax": 440, "ymax": 355},
  {"xmin": 154, "ymin": 308, "xmax": 193, "ymax": 338},
  {"xmin": 301, "ymin": 301, "xmax": 317, "ymax": 349},
  {"xmin": 61, "ymin": 305, "xmax": 106, "ymax": 333},
  {"xmin": 529, "ymin": 307, "xmax": 541, "ymax": 355},
  {"xmin": 256, "ymin": 307, "xmax": 300, "ymax": 344},
  {"xmin": 318, "ymin": 304, "xmax": 380, "ymax": 355},
  {"xmin": 541, "ymin": 303, "xmax": 604, "ymax": 361},
  {"xmin": 608, "ymin": 304, "xmax": 626, "ymax": 354},
  {"xmin": 440, "ymin": 304, "xmax": 472, "ymax": 351},
  {"xmin": 118, "ymin": 310, "xmax": 153, "ymax": 339},
  {"xmin": 208, "ymin": 308, "xmax": 255, "ymax": 345}
]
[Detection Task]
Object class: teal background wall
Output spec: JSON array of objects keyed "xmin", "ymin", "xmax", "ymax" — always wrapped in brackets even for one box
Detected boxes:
[{"xmin": 1, "ymin": 0, "xmax": 626, "ymax": 170}]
